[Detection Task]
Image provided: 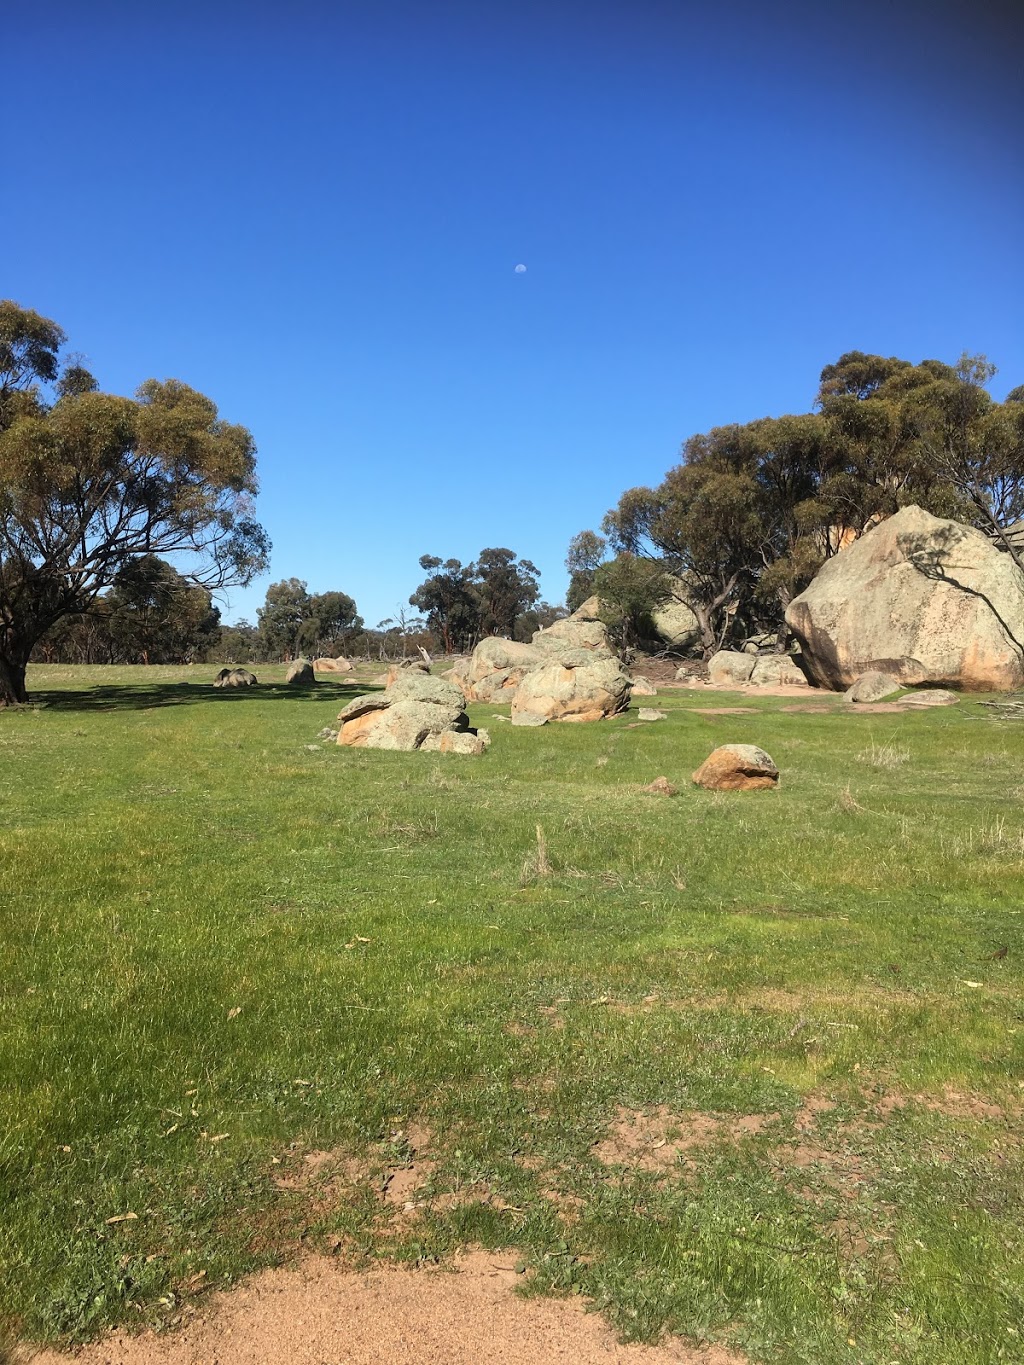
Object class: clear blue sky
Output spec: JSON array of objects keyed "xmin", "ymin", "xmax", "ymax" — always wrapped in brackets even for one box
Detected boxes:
[{"xmin": 6, "ymin": 0, "xmax": 1023, "ymax": 627}]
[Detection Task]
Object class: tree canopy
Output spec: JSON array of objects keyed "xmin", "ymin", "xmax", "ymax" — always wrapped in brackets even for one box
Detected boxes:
[
  {"xmin": 0, "ymin": 301, "xmax": 269, "ymax": 703},
  {"xmin": 596, "ymin": 350, "xmax": 1024, "ymax": 656},
  {"xmin": 409, "ymin": 549, "xmax": 541, "ymax": 654},
  {"xmin": 255, "ymin": 578, "xmax": 362, "ymax": 660}
]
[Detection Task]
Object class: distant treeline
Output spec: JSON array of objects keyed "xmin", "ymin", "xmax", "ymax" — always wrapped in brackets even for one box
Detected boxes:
[
  {"xmin": 28, "ymin": 347, "xmax": 1024, "ymax": 669},
  {"xmin": 32, "ymin": 549, "xmax": 566, "ymax": 665},
  {"xmin": 568, "ymin": 351, "xmax": 1024, "ymax": 655}
]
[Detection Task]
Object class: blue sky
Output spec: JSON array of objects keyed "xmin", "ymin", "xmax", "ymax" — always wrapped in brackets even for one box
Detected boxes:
[{"xmin": 6, "ymin": 0, "xmax": 1023, "ymax": 627}]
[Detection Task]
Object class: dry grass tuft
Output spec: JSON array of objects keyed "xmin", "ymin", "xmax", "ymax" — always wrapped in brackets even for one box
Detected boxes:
[
  {"xmin": 519, "ymin": 824, "xmax": 554, "ymax": 885},
  {"xmin": 857, "ymin": 738, "xmax": 909, "ymax": 768}
]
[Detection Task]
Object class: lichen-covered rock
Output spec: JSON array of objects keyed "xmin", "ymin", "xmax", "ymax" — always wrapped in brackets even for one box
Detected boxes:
[
  {"xmin": 786, "ymin": 505, "xmax": 1024, "ymax": 691},
  {"xmin": 336, "ymin": 671, "xmax": 480, "ymax": 751},
  {"xmin": 214, "ymin": 667, "xmax": 258, "ymax": 688},
  {"xmin": 651, "ymin": 578, "xmax": 700, "ymax": 649},
  {"xmin": 630, "ymin": 675, "xmax": 658, "ymax": 696},
  {"xmin": 749, "ymin": 655, "xmax": 809, "ymax": 687},
  {"xmin": 511, "ymin": 656, "xmax": 631, "ymax": 724},
  {"xmin": 707, "ymin": 651, "xmax": 755, "ymax": 687},
  {"xmin": 637, "ymin": 708, "xmax": 667, "ymax": 721},
  {"xmin": 846, "ymin": 671, "xmax": 902, "ymax": 703},
  {"xmin": 385, "ymin": 658, "xmax": 431, "ymax": 687},
  {"xmin": 421, "ymin": 728, "xmax": 491, "ymax": 755},
  {"xmin": 461, "ymin": 637, "xmax": 542, "ymax": 703},
  {"xmin": 286, "ymin": 659, "xmax": 316, "ymax": 686},
  {"xmin": 692, "ymin": 744, "xmax": 779, "ymax": 791},
  {"xmin": 532, "ymin": 607, "xmax": 612, "ymax": 653}
]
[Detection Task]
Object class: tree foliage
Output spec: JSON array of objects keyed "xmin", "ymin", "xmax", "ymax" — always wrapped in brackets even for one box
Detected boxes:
[
  {"xmin": 409, "ymin": 548, "xmax": 541, "ymax": 653},
  {"xmin": 34, "ymin": 556, "xmax": 222, "ymax": 664},
  {"xmin": 600, "ymin": 350, "xmax": 1024, "ymax": 655},
  {"xmin": 255, "ymin": 578, "xmax": 362, "ymax": 660},
  {"xmin": 0, "ymin": 301, "xmax": 269, "ymax": 703}
]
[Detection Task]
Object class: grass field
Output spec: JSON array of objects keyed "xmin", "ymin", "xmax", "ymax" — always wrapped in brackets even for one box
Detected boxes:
[{"xmin": 1, "ymin": 664, "xmax": 1022, "ymax": 1363}]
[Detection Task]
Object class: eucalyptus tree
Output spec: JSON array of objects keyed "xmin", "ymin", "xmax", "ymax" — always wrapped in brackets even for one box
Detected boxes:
[{"xmin": 0, "ymin": 301, "xmax": 269, "ymax": 704}]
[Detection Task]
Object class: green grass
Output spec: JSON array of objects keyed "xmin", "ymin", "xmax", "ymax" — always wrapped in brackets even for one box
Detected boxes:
[{"xmin": 1, "ymin": 663, "xmax": 1022, "ymax": 1363}]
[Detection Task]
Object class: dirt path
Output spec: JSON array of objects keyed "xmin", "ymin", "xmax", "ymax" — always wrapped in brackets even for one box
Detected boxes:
[{"xmin": 32, "ymin": 1251, "xmax": 745, "ymax": 1365}]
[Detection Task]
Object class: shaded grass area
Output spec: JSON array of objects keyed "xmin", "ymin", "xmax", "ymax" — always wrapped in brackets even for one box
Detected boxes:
[{"xmin": 1, "ymin": 664, "xmax": 1022, "ymax": 1363}]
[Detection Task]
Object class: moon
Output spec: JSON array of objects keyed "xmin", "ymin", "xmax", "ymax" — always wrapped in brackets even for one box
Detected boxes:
[{"xmin": 514, "ymin": 263, "xmax": 527, "ymax": 273}]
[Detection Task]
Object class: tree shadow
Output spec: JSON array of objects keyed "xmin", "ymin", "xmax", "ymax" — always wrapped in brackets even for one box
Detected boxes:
[
  {"xmin": 24, "ymin": 679, "xmax": 376, "ymax": 713},
  {"xmin": 898, "ymin": 523, "xmax": 1024, "ymax": 662}
]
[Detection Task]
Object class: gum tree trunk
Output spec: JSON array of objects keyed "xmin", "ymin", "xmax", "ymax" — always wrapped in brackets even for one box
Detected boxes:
[{"xmin": 0, "ymin": 651, "xmax": 29, "ymax": 706}]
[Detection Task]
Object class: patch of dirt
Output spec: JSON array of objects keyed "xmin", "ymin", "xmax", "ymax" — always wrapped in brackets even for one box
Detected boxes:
[
  {"xmin": 844, "ymin": 701, "xmax": 912, "ymax": 713},
  {"xmin": 383, "ymin": 1123, "xmax": 437, "ymax": 1212},
  {"xmin": 32, "ymin": 1249, "xmax": 748, "ymax": 1364},
  {"xmin": 794, "ymin": 1095, "xmax": 836, "ymax": 1132},
  {"xmin": 592, "ymin": 1106, "xmax": 778, "ymax": 1172},
  {"xmin": 779, "ymin": 704, "xmax": 835, "ymax": 714},
  {"xmin": 270, "ymin": 1148, "xmax": 366, "ymax": 1193},
  {"xmin": 917, "ymin": 1088, "xmax": 1007, "ymax": 1120},
  {"xmin": 689, "ymin": 706, "xmax": 756, "ymax": 715}
]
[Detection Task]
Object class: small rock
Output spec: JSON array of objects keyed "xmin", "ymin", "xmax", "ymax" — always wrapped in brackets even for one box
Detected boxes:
[
  {"xmin": 317, "ymin": 727, "xmax": 339, "ymax": 740},
  {"xmin": 692, "ymin": 744, "xmax": 779, "ymax": 792},
  {"xmin": 511, "ymin": 711, "xmax": 548, "ymax": 727},
  {"xmin": 420, "ymin": 730, "xmax": 488, "ymax": 755},
  {"xmin": 846, "ymin": 670, "xmax": 903, "ymax": 703},
  {"xmin": 901, "ymin": 689, "xmax": 960, "ymax": 707},
  {"xmin": 213, "ymin": 667, "xmax": 257, "ymax": 688},
  {"xmin": 637, "ymin": 708, "xmax": 667, "ymax": 721},
  {"xmin": 630, "ymin": 676, "xmax": 658, "ymax": 696},
  {"xmin": 642, "ymin": 777, "xmax": 677, "ymax": 796}
]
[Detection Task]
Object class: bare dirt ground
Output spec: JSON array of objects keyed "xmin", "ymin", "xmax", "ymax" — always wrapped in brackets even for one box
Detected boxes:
[{"xmin": 32, "ymin": 1251, "xmax": 746, "ymax": 1365}]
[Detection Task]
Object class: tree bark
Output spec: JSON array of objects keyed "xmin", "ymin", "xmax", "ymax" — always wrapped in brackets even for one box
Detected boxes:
[{"xmin": 0, "ymin": 652, "xmax": 29, "ymax": 706}]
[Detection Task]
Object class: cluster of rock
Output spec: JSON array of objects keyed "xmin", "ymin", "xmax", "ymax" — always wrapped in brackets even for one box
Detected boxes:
[
  {"xmin": 336, "ymin": 665, "xmax": 490, "ymax": 754},
  {"xmin": 449, "ymin": 599, "xmax": 633, "ymax": 725},
  {"xmin": 214, "ymin": 667, "xmax": 257, "ymax": 688},
  {"xmin": 704, "ymin": 651, "xmax": 810, "ymax": 689},
  {"xmin": 786, "ymin": 505, "xmax": 1024, "ymax": 692}
]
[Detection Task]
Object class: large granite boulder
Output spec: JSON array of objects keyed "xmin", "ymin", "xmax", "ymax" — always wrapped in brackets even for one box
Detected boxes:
[
  {"xmin": 286, "ymin": 659, "xmax": 316, "ymax": 686},
  {"xmin": 707, "ymin": 651, "xmax": 755, "ymax": 687},
  {"xmin": 313, "ymin": 657, "xmax": 353, "ymax": 673},
  {"xmin": 786, "ymin": 506, "xmax": 1024, "ymax": 691},
  {"xmin": 460, "ymin": 637, "xmax": 543, "ymax": 703},
  {"xmin": 651, "ymin": 577, "xmax": 700, "ymax": 649},
  {"xmin": 532, "ymin": 611, "xmax": 611, "ymax": 652},
  {"xmin": 337, "ymin": 671, "xmax": 486, "ymax": 752},
  {"xmin": 846, "ymin": 670, "xmax": 902, "ymax": 703},
  {"xmin": 511, "ymin": 655, "xmax": 632, "ymax": 724},
  {"xmin": 749, "ymin": 654, "xmax": 810, "ymax": 687}
]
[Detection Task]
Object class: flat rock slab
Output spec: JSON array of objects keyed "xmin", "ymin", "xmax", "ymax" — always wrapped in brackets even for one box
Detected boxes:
[
  {"xmin": 901, "ymin": 689, "xmax": 960, "ymax": 707},
  {"xmin": 637, "ymin": 708, "xmax": 668, "ymax": 721},
  {"xmin": 32, "ymin": 1251, "xmax": 744, "ymax": 1365}
]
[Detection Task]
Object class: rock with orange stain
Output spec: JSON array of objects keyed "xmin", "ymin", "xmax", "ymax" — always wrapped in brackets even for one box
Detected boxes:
[
  {"xmin": 692, "ymin": 744, "xmax": 779, "ymax": 792},
  {"xmin": 787, "ymin": 505, "xmax": 1024, "ymax": 691}
]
